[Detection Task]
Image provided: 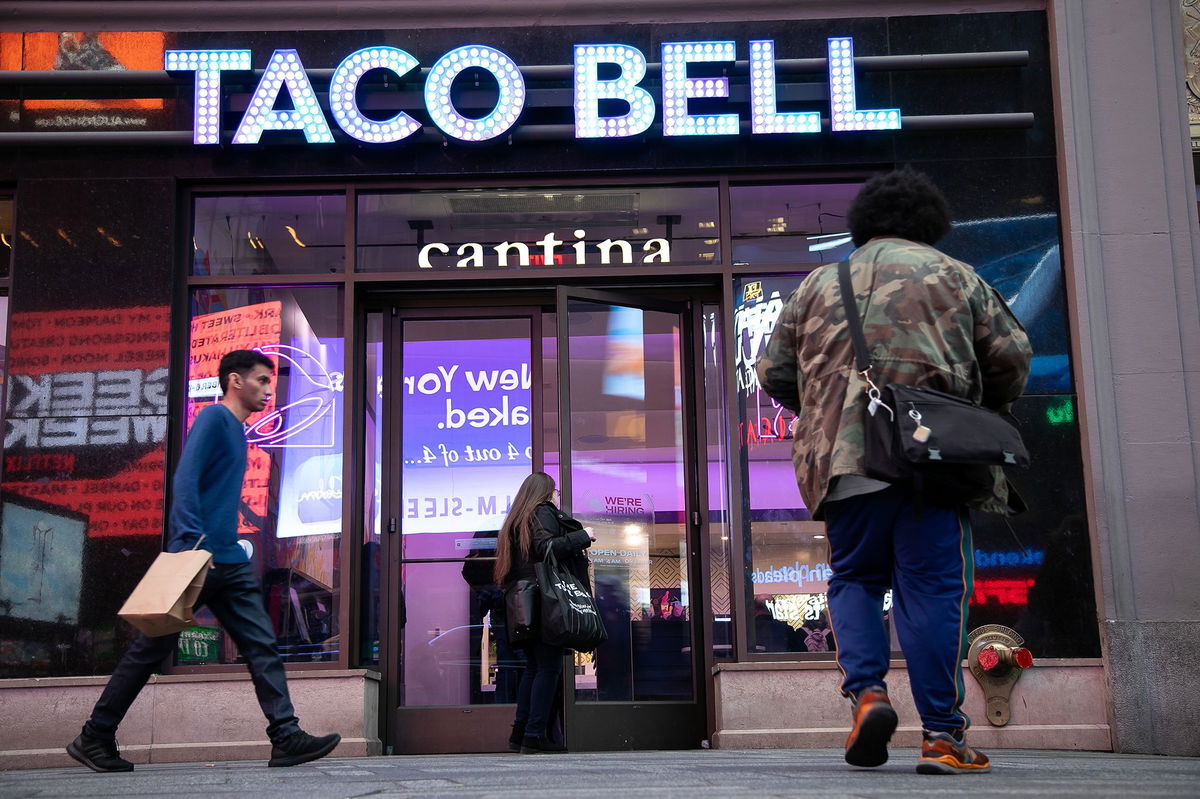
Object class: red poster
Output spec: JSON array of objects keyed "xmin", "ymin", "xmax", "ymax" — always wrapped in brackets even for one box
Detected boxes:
[{"xmin": 2, "ymin": 306, "xmax": 170, "ymax": 538}]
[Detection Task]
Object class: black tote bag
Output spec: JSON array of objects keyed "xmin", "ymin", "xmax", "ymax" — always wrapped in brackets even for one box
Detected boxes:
[{"xmin": 534, "ymin": 550, "xmax": 607, "ymax": 652}]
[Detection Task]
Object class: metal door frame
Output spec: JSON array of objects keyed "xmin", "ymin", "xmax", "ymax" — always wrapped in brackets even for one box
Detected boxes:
[
  {"xmin": 381, "ymin": 304, "xmax": 543, "ymax": 754},
  {"xmin": 554, "ymin": 286, "xmax": 710, "ymax": 751}
]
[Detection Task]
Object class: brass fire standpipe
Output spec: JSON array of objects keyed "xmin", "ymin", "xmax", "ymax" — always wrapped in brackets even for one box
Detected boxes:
[{"xmin": 966, "ymin": 624, "xmax": 1033, "ymax": 726}]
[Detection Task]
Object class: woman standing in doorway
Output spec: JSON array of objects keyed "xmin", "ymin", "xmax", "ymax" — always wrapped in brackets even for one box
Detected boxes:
[{"xmin": 494, "ymin": 472, "xmax": 595, "ymax": 754}]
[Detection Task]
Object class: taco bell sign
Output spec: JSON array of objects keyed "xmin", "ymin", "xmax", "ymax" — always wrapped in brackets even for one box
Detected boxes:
[{"xmin": 166, "ymin": 36, "xmax": 900, "ymax": 145}]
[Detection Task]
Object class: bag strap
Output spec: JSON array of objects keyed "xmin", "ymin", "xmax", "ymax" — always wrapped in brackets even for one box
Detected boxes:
[
  {"xmin": 191, "ymin": 535, "xmax": 207, "ymax": 551},
  {"xmin": 837, "ymin": 260, "xmax": 872, "ymax": 374},
  {"xmin": 837, "ymin": 261, "xmax": 893, "ymax": 420}
]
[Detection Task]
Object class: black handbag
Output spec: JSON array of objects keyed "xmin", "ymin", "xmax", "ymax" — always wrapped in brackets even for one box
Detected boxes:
[
  {"xmin": 837, "ymin": 261, "xmax": 1029, "ymax": 507},
  {"xmin": 504, "ymin": 578, "xmax": 539, "ymax": 646},
  {"xmin": 534, "ymin": 549, "xmax": 607, "ymax": 653}
]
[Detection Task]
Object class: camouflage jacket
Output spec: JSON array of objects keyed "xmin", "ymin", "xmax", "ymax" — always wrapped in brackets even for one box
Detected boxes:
[{"xmin": 755, "ymin": 237, "xmax": 1032, "ymax": 518}]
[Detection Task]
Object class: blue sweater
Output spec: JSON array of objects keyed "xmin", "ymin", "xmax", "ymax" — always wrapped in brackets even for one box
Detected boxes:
[{"xmin": 167, "ymin": 404, "xmax": 250, "ymax": 564}]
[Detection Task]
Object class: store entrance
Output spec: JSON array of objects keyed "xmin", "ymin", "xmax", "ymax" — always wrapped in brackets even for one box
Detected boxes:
[{"xmin": 380, "ymin": 286, "xmax": 711, "ymax": 753}]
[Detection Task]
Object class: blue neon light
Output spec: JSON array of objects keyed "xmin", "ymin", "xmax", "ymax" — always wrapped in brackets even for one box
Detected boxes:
[
  {"xmin": 232, "ymin": 49, "xmax": 335, "ymax": 145},
  {"xmin": 165, "ymin": 49, "xmax": 252, "ymax": 145},
  {"xmin": 573, "ymin": 44, "xmax": 655, "ymax": 139},
  {"xmin": 329, "ymin": 47, "xmax": 423, "ymax": 144},
  {"xmin": 424, "ymin": 45, "xmax": 525, "ymax": 142},
  {"xmin": 661, "ymin": 41, "xmax": 739, "ymax": 137},
  {"xmin": 827, "ymin": 37, "xmax": 901, "ymax": 132},
  {"xmin": 749, "ymin": 40, "xmax": 821, "ymax": 135}
]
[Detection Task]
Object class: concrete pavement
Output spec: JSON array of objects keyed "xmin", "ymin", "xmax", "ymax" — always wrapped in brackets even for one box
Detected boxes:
[{"xmin": 3, "ymin": 748, "xmax": 1198, "ymax": 798}]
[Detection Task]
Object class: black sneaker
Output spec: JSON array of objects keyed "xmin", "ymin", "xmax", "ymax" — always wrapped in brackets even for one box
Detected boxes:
[
  {"xmin": 66, "ymin": 731, "xmax": 134, "ymax": 773},
  {"xmin": 267, "ymin": 730, "xmax": 341, "ymax": 767},
  {"xmin": 519, "ymin": 734, "xmax": 567, "ymax": 754}
]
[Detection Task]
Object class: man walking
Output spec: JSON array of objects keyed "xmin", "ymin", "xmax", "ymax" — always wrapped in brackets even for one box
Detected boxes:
[
  {"xmin": 68, "ymin": 350, "xmax": 341, "ymax": 772},
  {"xmin": 756, "ymin": 169, "xmax": 1031, "ymax": 774}
]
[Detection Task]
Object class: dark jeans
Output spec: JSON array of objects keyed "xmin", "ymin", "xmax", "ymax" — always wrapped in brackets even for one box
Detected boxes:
[
  {"xmin": 85, "ymin": 562, "xmax": 300, "ymax": 744},
  {"xmin": 512, "ymin": 640, "xmax": 564, "ymax": 738}
]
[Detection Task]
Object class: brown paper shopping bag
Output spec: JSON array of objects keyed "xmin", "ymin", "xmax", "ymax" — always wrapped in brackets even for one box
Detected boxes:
[{"xmin": 118, "ymin": 538, "xmax": 212, "ymax": 637}]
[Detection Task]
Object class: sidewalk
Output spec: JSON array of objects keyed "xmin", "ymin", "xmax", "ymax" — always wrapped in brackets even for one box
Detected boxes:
[{"xmin": 3, "ymin": 749, "xmax": 1198, "ymax": 798}]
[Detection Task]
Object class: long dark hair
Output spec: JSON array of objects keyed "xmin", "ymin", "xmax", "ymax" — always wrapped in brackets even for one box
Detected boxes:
[{"xmin": 493, "ymin": 472, "xmax": 555, "ymax": 584}]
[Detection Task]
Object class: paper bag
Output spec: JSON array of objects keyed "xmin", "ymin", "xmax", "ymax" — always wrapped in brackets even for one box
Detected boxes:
[{"xmin": 118, "ymin": 546, "xmax": 212, "ymax": 637}]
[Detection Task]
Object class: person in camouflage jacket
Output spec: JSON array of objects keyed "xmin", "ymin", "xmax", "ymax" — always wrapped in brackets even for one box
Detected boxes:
[
  {"xmin": 756, "ymin": 233, "xmax": 1031, "ymax": 520},
  {"xmin": 755, "ymin": 169, "xmax": 1031, "ymax": 775}
]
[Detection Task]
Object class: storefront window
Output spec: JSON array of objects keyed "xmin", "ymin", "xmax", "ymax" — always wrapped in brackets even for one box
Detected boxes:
[
  {"xmin": 730, "ymin": 183, "xmax": 861, "ymax": 267},
  {"xmin": 733, "ymin": 274, "xmax": 838, "ymax": 655},
  {"xmin": 180, "ymin": 286, "xmax": 344, "ymax": 664},
  {"xmin": 192, "ymin": 194, "xmax": 345, "ymax": 276},
  {"xmin": 357, "ymin": 186, "xmax": 721, "ymax": 272},
  {"xmin": 734, "ymin": 270, "xmax": 1098, "ymax": 659}
]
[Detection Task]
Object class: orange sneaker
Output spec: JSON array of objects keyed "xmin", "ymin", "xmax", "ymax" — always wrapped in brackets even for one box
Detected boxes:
[
  {"xmin": 844, "ymin": 686, "xmax": 898, "ymax": 767},
  {"xmin": 916, "ymin": 730, "xmax": 992, "ymax": 774}
]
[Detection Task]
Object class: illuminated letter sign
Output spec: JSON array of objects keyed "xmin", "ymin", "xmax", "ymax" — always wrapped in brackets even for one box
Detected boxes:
[
  {"xmin": 164, "ymin": 49, "xmax": 252, "ymax": 145},
  {"xmin": 827, "ymin": 37, "xmax": 901, "ymax": 131},
  {"xmin": 573, "ymin": 44, "xmax": 655, "ymax": 139},
  {"xmin": 660, "ymin": 41, "xmax": 739, "ymax": 137},
  {"xmin": 424, "ymin": 45, "xmax": 525, "ymax": 142},
  {"xmin": 168, "ymin": 36, "xmax": 909, "ymax": 144},
  {"xmin": 329, "ymin": 46, "xmax": 423, "ymax": 144},
  {"xmin": 749, "ymin": 40, "xmax": 821, "ymax": 134},
  {"xmin": 233, "ymin": 49, "xmax": 335, "ymax": 144}
]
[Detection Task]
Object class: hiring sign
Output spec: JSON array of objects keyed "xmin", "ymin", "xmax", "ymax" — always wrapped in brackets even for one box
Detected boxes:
[{"xmin": 166, "ymin": 36, "xmax": 900, "ymax": 145}]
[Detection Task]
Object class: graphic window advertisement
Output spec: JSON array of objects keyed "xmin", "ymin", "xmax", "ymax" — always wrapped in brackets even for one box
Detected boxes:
[{"xmin": 184, "ymin": 286, "xmax": 343, "ymax": 664}]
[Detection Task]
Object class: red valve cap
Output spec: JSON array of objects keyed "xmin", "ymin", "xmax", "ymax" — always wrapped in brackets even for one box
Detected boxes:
[
  {"xmin": 1014, "ymin": 647, "xmax": 1034, "ymax": 669},
  {"xmin": 978, "ymin": 646, "xmax": 1001, "ymax": 672}
]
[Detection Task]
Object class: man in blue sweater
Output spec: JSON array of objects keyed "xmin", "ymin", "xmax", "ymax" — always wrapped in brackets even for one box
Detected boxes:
[{"xmin": 68, "ymin": 350, "xmax": 341, "ymax": 772}]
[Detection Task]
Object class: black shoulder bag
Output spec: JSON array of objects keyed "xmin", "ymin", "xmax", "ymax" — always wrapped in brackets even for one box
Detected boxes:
[
  {"xmin": 836, "ymin": 260, "xmax": 1029, "ymax": 508},
  {"xmin": 504, "ymin": 579, "xmax": 539, "ymax": 646}
]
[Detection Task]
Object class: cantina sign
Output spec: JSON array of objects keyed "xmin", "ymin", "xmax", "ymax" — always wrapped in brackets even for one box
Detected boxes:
[{"xmin": 167, "ymin": 37, "xmax": 900, "ymax": 145}]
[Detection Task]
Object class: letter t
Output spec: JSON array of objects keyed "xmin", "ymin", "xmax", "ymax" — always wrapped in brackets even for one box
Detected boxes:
[
  {"xmin": 165, "ymin": 50, "xmax": 253, "ymax": 144},
  {"xmin": 536, "ymin": 232, "xmax": 563, "ymax": 265}
]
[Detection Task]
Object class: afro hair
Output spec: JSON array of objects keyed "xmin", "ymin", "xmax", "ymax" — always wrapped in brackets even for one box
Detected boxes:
[{"xmin": 846, "ymin": 167, "xmax": 952, "ymax": 247}]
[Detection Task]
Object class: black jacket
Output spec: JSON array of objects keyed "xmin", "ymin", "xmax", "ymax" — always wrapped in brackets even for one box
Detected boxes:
[{"xmin": 503, "ymin": 502, "xmax": 592, "ymax": 591}]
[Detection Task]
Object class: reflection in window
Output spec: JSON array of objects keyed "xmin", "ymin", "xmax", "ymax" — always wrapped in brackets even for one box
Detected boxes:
[
  {"xmin": 730, "ymin": 183, "xmax": 861, "ymax": 267},
  {"xmin": 0, "ymin": 196, "xmax": 11, "ymax": 278},
  {"xmin": 357, "ymin": 187, "xmax": 721, "ymax": 272},
  {"xmin": 399, "ymin": 561, "xmax": 523, "ymax": 707},
  {"xmin": 0, "ymin": 302, "xmax": 169, "ymax": 677},
  {"xmin": 397, "ymin": 316, "xmax": 533, "ymax": 705},
  {"xmin": 564, "ymin": 301, "xmax": 694, "ymax": 701},
  {"xmin": 181, "ymin": 286, "xmax": 344, "ymax": 664},
  {"xmin": 0, "ymin": 295, "xmax": 8, "ymax": 430},
  {"xmin": 702, "ymin": 303, "xmax": 735, "ymax": 661},
  {"xmin": 735, "ymin": 274, "xmax": 838, "ymax": 655},
  {"xmin": 969, "ymin": 395, "xmax": 1099, "ymax": 657},
  {"xmin": 192, "ymin": 195, "xmax": 345, "ymax": 276}
]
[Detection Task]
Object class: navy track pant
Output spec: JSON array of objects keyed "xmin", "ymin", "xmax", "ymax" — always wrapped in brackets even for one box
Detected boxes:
[{"xmin": 824, "ymin": 485, "xmax": 974, "ymax": 735}]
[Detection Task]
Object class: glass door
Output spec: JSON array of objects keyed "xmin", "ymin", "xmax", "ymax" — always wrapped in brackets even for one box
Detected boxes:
[
  {"xmin": 556, "ymin": 288, "xmax": 706, "ymax": 750},
  {"xmin": 384, "ymin": 310, "xmax": 542, "ymax": 754}
]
